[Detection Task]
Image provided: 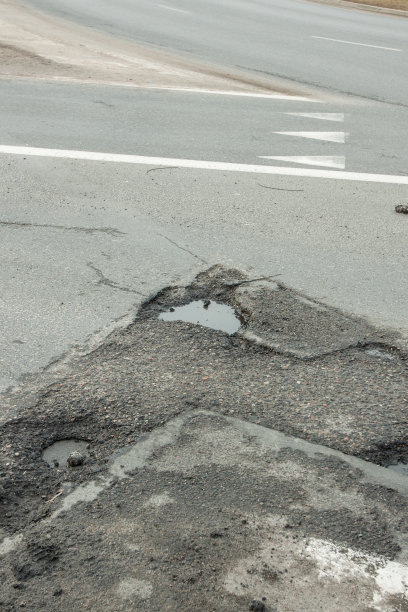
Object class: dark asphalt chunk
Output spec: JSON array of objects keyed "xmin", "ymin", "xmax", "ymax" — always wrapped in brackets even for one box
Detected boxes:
[{"xmin": 0, "ymin": 265, "xmax": 407, "ymax": 536}]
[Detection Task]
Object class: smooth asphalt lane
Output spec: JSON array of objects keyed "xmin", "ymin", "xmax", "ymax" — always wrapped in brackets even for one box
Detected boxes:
[
  {"xmin": 1, "ymin": 78, "xmax": 407, "ymax": 175},
  {"xmin": 21, "ymin": 0, "xmax": 408, "ymax": 105}
]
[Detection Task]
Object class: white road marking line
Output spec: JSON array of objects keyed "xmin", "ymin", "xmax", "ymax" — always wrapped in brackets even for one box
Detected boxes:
[
  {"xmin": 259, "ymin": 155, "xmax": 345, "ymax": 169},
  {"xmin": 140, "ymin": 87, "xmax": 320, "ymax": 101},
  {"xmin": 274, "ymin": 131, "xmax": 347, "ymax": 143},
  {"xmin": 1, "ymin": 145, "xmax": 407, "ymax": 184},
  {"xmin": 312, "ymin": 36, "xmax": 402, "ymax": 52},
  {"xmin": 157, "ymin": 3, "xmax": 190, "ymax": 13},
  {"xmin": 284, "ymin": 112, "xmax": 344, "ymax": 122}
]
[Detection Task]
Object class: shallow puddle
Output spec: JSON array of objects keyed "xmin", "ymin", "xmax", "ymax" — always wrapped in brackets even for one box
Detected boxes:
[
  {"xmin": 158, "ymin": 300, "xmax": 241, "ymax": 334},
  {"xmin": 42, "ymin": 439, "xmax": 89, "ymax": 467}
]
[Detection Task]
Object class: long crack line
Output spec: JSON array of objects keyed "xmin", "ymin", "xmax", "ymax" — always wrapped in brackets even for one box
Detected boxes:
[
  {"xmin": 159, "ymin": 233, "xmax": 208, "ymax": 264},
  {"xmin": 0, "ymin": 221, "xmax": 125, "ymax": 237}
]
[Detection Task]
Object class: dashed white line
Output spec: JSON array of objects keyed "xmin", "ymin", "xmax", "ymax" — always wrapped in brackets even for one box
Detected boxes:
[
  {"xmin": 1, "ymin": 145, "xmax": 407, "ymax": 184},
  {"xmin": 157, "ymin": 4, "xmax": 190, "ymax": 13},
  {"xmin": 259, "ymin": 156, "xmax": 346, "ymax": 169},
  {"xmin": 312, "ymin": 36, "xmax": 402, "ymax": 52},
  {"xmin": 274, "ymin": 131, "xmax": 347, "ymax": 143},
  {"xmin": 284, "ymin": 112, "xmax": 344, "ymax": 122}
]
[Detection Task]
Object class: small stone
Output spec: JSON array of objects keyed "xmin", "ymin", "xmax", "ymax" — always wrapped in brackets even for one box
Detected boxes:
[
  {"xmin": 250, "ymin": 602, "xmax": 265, "ymax": 612},
  {"xmin": 395, "ymin": 204, "xmax": 408, "ymax": 214},
  {"xmin": 67, "ymin": 451, "xmax": 85, "ymax": 467},
  {"xmin": 53, "ymin": 588, "xmax": 63, "ymax": 597}
]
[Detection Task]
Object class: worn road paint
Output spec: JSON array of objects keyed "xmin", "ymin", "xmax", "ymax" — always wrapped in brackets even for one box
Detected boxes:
[
  {"xmin": 259, "ymin": 155, "xmax": 346, "ymax": 169},
  {"xmin": 1, "ymin": 145, "xmax": 408, "ymax": 184},
  {"xmin": 284, "ymin": 112, "xmax": 344, "ymax": 122},
  {"xmin": 139, "ymin": 87, "xmax": 319, "ymax": 100},
  {"xmin": 157, "ymin": 3, "xmax": 190, "ymax": 13},
  {"xmin": 312, "ymin": 36, "xmax": 402, "ymax": 52},
  {"xmin": 274, "ymin": 131, "xmax": 347, "ymax": 143}
]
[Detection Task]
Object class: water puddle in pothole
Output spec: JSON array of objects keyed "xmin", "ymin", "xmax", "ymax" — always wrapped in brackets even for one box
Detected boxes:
[
  {"xmin": 42, "ymin": 439, "xmax": 89, "ymax": 468},
  {"xmin": 158, "ymin": 300, "xmax": 241, "ymax": 334},
  {"xmin": 387, "ymin": 463, "xmax": 408, "ymax": 477}
]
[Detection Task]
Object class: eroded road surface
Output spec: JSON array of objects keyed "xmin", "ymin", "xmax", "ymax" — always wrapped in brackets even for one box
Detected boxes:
[{"xmin": 1, "ymin": 267, "xmax": 408, "ymax": 610}]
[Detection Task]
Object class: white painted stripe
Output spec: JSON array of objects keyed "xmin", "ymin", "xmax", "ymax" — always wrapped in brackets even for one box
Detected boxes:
[
  {"xmin": 157, "ymin": 3, "xmax": 190, "ymax": 13},
  {"xmin": 1, "ymin": 145, "xmax": 407, "ymax": 184},
  {"xmin": 259, "ymin": 156, "xmax": 345, "ymax": 169},
  {"xmin": 274, "ymin": 131, "xmax": 347, "ymax": 143},
  {"xmin": 312, "ymin": 36, "xmax": 401, "ymax": 52},
  {"xmin": 284, "ymin": 112, "xmax": 344, "ymax": 122},
  {"xmin": 140, "ymin": 87, "xmax": 320, "ymax": 101}
]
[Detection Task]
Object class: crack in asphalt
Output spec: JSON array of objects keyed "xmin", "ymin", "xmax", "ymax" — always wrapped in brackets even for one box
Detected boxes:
[
  {"xmin": 146, "ymin": 166, "xmax": 179, "ymax": 174},
  {"xmin": 87, "ymin": 262, "xmax": 146, "ymax": 296},
  {"xmin": 158, "ymin": 233, "xmax": 208, "ymax": 264},
  {"xmin": 0, "ymin": 221, "xmax": 125, "ymax": 237}
]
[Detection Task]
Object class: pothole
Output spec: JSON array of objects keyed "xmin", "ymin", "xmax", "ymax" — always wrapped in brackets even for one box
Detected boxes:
[
  {"xmin": 158, "ymin": 300, "xmax": 241, "ymax": 335},
  {"xmin": 42, "ymin": 439, "xmax": 89, "ymax": 468}
]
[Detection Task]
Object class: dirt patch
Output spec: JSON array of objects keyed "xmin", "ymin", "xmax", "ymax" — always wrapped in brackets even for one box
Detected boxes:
[
  {"xmin": 0, "ymin": 0, "xmax": 296, "ymax": 93},
  {"xmin": 341, "ymin": 0, "xmax": 408, "ymax": 11},
  {"xmin": 311, "ymin": 0, "xmax": 408, "ymax": 15}
]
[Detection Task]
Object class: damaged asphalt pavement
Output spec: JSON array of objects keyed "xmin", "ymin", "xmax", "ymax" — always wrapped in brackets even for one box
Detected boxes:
[
  {"xmin": 1, "ymin": 265, "xmax": 408, "ymax": 611},
  {"xmin": 2, "ymin": 0, "xmax": 408, "ymax": 608}
]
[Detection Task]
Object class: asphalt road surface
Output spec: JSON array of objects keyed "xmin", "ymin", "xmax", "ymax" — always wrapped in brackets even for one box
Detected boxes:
[
  {"xmin": 22, "ymin": 0, "xmax": 408, "ymax": 104},
  {"xmin": 1, "ymin": 1, "xmax": 408, "ymax": 609}
]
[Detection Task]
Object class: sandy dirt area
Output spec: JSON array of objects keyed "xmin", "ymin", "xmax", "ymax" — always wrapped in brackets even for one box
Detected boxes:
[{"xmin": 0, "ymin": 0, "xmax": 282, "ymax": 92}]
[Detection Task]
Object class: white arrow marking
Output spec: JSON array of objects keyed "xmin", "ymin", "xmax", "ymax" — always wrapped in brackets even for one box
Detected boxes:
[
  {"xmin": 274, "ymin": 131, "xmax": 347, "ymax": 143},
  {"xmin": 284, "ymin": 113, "xmax": 344, "ymax": 122},
  {"xmin": 1, "ymin": 145, "xmax": 407, "ymax": 184},
  {"xmin": 259, "ymin": 156, "xmax": 345, "ymax": 169}
]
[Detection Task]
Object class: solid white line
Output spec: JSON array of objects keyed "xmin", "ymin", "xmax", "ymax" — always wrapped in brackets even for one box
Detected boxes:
[
  {"xmin": 259, "ymin": 156, "xmax": 345, "ymax": 169},
  {"xmin": 274, "ymin": 131, "xmax": 347, "ymax": 143},
  {"xmin": 140, "ymin": 87, "xmax": 320, "ymax": 101},
  {"xmin": 1, "ymin": 145, "xmax": 407, "ymax": 184},
  {"xmin": 157, "ymin": 4, "xmax": 190, "ymax": 13},
  {"xmin": 284, "ymin": 112, "xmax": 344, "ymax": 122},
  {"xmin": 312, "ymin": 36, "xmax": 401, "ymax": 52}
]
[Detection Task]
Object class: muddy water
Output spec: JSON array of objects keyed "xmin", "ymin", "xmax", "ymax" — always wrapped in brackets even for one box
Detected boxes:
[
  {"xmin": 159, "ymin": 300, "xmax": 241, "ymax": 334},
  {"xmin": 42, "ymin": 439, "xmax": 89, "ymax": 467}
]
